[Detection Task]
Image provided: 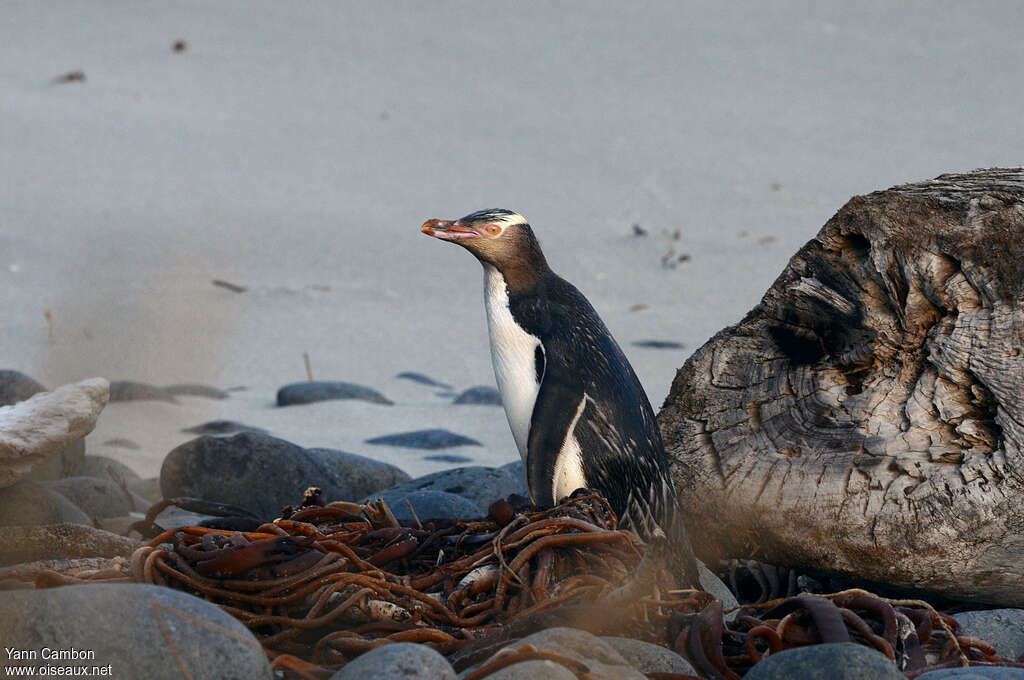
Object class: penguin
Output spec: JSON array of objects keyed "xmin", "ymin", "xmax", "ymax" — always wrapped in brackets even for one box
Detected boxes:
[{"xmin": 422, "ymin": 209, "xmax": 698, "ymax": 585}]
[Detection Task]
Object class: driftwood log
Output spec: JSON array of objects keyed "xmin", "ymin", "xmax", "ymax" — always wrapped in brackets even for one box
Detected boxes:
[{"xmin": 660, "ymin": 168, "xmax": 1024, "ymax": 605}]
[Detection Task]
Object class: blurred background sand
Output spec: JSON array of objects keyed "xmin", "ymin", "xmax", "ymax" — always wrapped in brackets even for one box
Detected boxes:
[{"xmin": 2, "ymin": 1, "xmax": 1022, "ymax": 479}]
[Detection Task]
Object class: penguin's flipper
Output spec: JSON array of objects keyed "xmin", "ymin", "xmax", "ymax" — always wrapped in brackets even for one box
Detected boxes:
[{"xmin": 525, "ymin": 361, "xmax": 584, "ymax": 508}]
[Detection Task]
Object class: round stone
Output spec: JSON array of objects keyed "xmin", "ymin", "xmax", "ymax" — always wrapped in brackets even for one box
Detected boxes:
[{"xmin": 330, "ymin": 642, "xmax": 455, "ymax": 680}]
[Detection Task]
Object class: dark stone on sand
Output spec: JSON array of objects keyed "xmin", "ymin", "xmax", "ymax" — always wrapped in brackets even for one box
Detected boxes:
[
  {"xmin": 41, "ymin": 476, "xmax": 134, "ymax": 519},
  {"xmin": 306, "ymin": 448, "xmax": 411, "ymax": 498},
  {"xmin": 109, "ymin": 380, "xmax": 178, "ymax": 403},
  {"xmin": 365, "ymin": 429, "xmax": 481, "ymax": 450},
  {"xmin": 452, "ymin": 385, "xmax": 502, "ymax": 405},
  {"xmin": 101, "ymin": 437, "xmax": 140, "ymax": 450},
  {"xmin": 0, "ymin": 584, "xmax": 273, "ymax": 680},
  {"xmin": 164, "ymin": 383, "xmax": 230, "ymax": 399},
  {"xmin": 953, "ymin": 609, "xmax": 1024, "ymax": 662},
  {"xmin": 73, "ymin": 454, "xmax": 142, "ymax": 483},
  {"xmin": 181, "ymin": 420, "xmax": 267, "ymax": 436},
  {"xmin": 0, "ymin": 369, "xmax": 46, "ymax": 405},
  {"xmin": 160, "ymin": 432, "xmax": 354, "ymax": 519},
  {"xmin": 631, "ymin": 339, "xmax": 685, "ymax": 349},
  {"xmin": 744, "ymin": 643, "xmax": 902, "ymax": 680},
  {"xmin": 395, "ymin": 372, "xmax": 453, "ymax": 389},
  {"xmin": 364, "ymin": 465, "xmax": 527, "ymax": 513},
  {"xmin": 387, "ymin": 490, "xmax": 481, "ymax": 522},
  {"xmin": 331, "ymin": 641, "xmax": 456, "ymax": 680},
  {"xmin": 277, "ymin": 381, "xmax": 393, "ymax": 406},
  {"xmin": 0, "ymin": 481, "xmax": 89, "ymax": 527},
  {"xmin": 0, "ymin": 370, "xmax": 85, "ymax": 480},
  {"xmin": 423, "ymin": 454, "xmax": 473, "ymax": 463},
  {"xmin": 0, "ymin": 524, "xmax": 137, "ymax": 566}
]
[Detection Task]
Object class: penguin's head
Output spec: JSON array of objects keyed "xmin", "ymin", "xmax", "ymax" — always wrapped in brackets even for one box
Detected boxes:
[{"xmin": 421, "ymin": 209, "xmax": 548, "ymax": 276}]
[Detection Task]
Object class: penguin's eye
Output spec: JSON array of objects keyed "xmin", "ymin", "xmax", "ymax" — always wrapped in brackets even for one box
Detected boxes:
[{"xmin": 485, "ymin": 224, "xmax": 502, "ymax": 236}]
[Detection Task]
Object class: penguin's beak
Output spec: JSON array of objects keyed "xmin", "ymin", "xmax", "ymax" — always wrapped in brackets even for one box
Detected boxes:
[{"xmin": 421, "ymin": 218, "xmax": 481, "ymax": 241}]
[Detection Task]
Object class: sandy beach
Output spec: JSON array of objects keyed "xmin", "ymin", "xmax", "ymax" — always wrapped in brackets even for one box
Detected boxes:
[{"xmin": 3, "ymin": 2, "xmax": 1023, "ymax": 481}]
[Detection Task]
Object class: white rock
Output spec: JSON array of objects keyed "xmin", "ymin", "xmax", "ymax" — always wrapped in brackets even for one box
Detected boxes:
[{"xmin": 0, "ymin": 378, "xmax": 109, "ymax": 488}]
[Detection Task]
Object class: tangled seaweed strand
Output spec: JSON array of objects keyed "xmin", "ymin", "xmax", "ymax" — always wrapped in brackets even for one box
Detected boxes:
[
  {"xmin": 22, "ymin": 487, "xmax": 1021, "ymax": 679},
  {"xmin": 126, "ymin": 490, "xmax": 691, "ymax": 676},
  {"xmin": 670, "ymin": 589, "xmax": 1024, "ymax": 678}
]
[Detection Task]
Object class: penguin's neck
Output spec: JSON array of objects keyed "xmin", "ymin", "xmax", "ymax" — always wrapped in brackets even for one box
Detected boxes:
[
  {"xmin": 482, "ymin": 264, "xmax": 544, "ymax": 461},
  {"xmin": 483, "ymin": 244, "xmax": 550, "ymax": 296}
]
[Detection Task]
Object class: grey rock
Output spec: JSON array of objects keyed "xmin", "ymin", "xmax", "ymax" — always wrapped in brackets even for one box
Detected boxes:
[
  {"xmin": 396, "ymin": 372, "xmax": 453, "ymax": 389},
  {"xmin": 453, "ymin": 385, "xmax": 502, "ymax": 405},
  {"xmin": 365, "ymin": 429, "xmax": 481, "ymax": 450},
  {"xmin": 306, "ymin": 448, "xmax": 410, "ymax": 499},
  {"xmin": 130, "ymin": 477, "xmax": 161, "ymax": 503},
  {"xmin": 500, "ymin": 459, "xmax": 527, "ymax": 486},
  {"xmin": 0, "ymin": 584, "xmax": 272, "ymax": 680},
  {"xmin": 164, "ymin": 383, "xmax": 230, "ymax": 399},
  {"xmin": 464, "ymin": 660, "xmax": 576, "ymax": 680},
  {"xmin": 109, "ymin": 380, "xmax": 177, "ymax": 403},
  {"xmin": 277, "ymin": 381, "xmax": 392, "ymax": 406},
  {"xmin": 41, "ymin": 476, "xmax": 134, "ymax": 519},
  {"xmin": 97, "ymin": 515, "xmax": 141, "ymax": 537},
  {"xmin": 515, "ymin": 628, "xmax": 631, "ymax": 666},
  {"xmin": 0, "ymin": 524, "xmax": 137, "ymax": 566},
  {"xmin": 128, "ymin": 490, "xmax": 150, "ymax": 511},
  {"xmin": 331, "ymin": 642, "xmax": 455, "ymax": 680},
  {"xmin": 917, "ymin": 669, "xmax": 1024, "ymax": 679},
  {"xmin": 600, "ymin": 636, "xmax": 696, "ymax": 676},
  {"xmin": 383, "ymin": 490, "xmax": 482, "ymax": 522},
  {"xmin": 954, "ymin": 609, "xmax": 1024, "ymax": 661},
  {"xmin": 181, "ymin": 420, "xmax": 267, "ymax": 436},
  {"xmin": 154, "ymin": 506, "xmax": 215, "ymax": 531},
  {"xmin": 73, "ymin": 454, "xmax": 142, "ymax": 484},
  {"xmin": 0, "ymin": 481, "xmax": 89, "ymax": 526},
  {"xmin": 495, "ymin": 628, "xmax": 645, "ymax": 680},
  {"xmin": 365, "ymin": 465, "xmax": 527, "ymax": 513},
  {"xmin": 26, "ymin": 438, "xmax": 85, "ymax": 482},
  {"xmin": 423, "ymin": 454, "xmax": 474, "ymax": 463},
  {"xmin": 0, "ymin": 369, "xmax": 46, "ymax": 405},
  {"xmin": 101, "ymin": 437, "xmax": 140, "ymax": 450},
  {"xmin": 161, "ymin": 432, "xmax": 354, "ymax": 519},
  {"xmin": 744, "ymin": 642, "xmax": 902, "ymax": 679},
  {"xmin": 699, "ymin": 560, "xmax": 740, "ymax": 619}
]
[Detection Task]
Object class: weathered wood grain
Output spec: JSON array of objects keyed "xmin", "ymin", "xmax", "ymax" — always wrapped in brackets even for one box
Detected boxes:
[{"xmin": 660, "ymin": 168, "xmax": 1024, "ymax": 605}]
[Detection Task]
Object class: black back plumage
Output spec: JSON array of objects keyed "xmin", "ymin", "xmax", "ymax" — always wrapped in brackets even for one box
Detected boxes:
[{"xmin": 508, "ymin": 271, "xmax": 677, "ymax": 538}]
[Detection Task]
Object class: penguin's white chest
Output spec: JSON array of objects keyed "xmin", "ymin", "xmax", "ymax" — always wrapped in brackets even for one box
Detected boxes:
[{"xmin": 483, "ymin": 265, "xmax": 542, "ymax": 461}]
